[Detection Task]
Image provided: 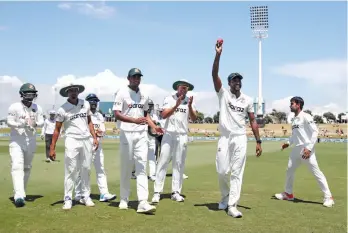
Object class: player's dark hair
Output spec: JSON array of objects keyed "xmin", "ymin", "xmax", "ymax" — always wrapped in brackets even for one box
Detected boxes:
[{"xmin": 290, "ymin": 96, "xmax": 304, "ymax": 110}]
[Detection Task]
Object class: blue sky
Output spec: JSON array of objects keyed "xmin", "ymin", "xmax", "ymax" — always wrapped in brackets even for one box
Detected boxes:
[{"xmin": 0, "ymin": 1, "xmax": 346, "ymax": 115}]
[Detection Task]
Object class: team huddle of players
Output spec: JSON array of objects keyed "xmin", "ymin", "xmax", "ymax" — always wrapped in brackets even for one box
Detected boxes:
[{"xmin": 6, "ymin": 40, "xmax": 334, "ymax": 219}]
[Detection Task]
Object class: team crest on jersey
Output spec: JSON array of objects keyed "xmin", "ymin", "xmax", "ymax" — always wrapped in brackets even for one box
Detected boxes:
[{"xmin": 228, "ymin": 102, "xmax": 244, "ymax": 112}]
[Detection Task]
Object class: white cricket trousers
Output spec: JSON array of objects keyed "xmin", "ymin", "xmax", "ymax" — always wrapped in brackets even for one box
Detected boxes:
[
  {"xmin": 64, "ymin": 137, "xmax": 93, "ymax": 200},
  {"xmin": 119, "ymin": 130, "xmax": 149, "ymax": 202},
  {"xmin": 154, "ymin": 132, "xmax": 188, "ymax": 194},
  {"xmin": 9, "ymin": 138, "xmax": 36, "ymax": 200},
  {"xmin": 75, "ymin": 141, "xmax": 110, "ymax": 196},
  {"xmin": 216, "ymin": 134, "xmax": 247, "ymax": 206},
  {"xmin": 284, "ymin": 146, "xmax": 332, "ymax": 198},
  {"xmin": 147, "ymin": 136, "xmax": 156, "ymax": 177}
]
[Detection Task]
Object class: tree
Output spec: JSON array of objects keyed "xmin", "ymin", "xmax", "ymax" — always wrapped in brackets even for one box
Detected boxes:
[
  {"xmin": 263, "ymin": 114, "xmax": 273, "ymax": 124},
  {"xmin": 323, "ymin": 112, "xmax": 336, "ymax": 121},
  {"xmin": 213, "ymin": 111, "xmax": 220, "ymax": 123},
  {"xmin": 270, "ymin": 109, "xmax": 287, "ymax": 123},
  {"xmin": 338, "ymin": 112, "xmax": 346, "ymax": 123},
  {"xmin": 196, "ymin": 111, "xmax": 205, "ymax": 123},
  {"xmin": 204, "ymin": 117, "xmax": 213, "ymax": 123},
  {"xmin": 313, "ymin": 115, "xmax": 324, "ymax": 124},
  {"xmin": 303, "ymin": 109, "xmax": 312, "ymax": 116}
]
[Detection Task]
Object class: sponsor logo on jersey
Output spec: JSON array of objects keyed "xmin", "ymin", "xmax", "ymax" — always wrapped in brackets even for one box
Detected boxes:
[
  {"xmin": 94, "ymin": 124, "xmax": 100, "ymax": 129},
  {"xmin": 69, "ymin": 112, "xmax": 87, "ymax": 120},
  {"xmin": 175, "ymin": 108, "xmax": 187, "ymax": 113},
  {"xmin": 228, "ymin": 102, "xmax": 244, "ymax": 112},
  {"xmin": 114, "ymin": 102, "xmax": 121, "ymax": 106},
  {"xmin": 128, "ymin": 104, "xmax": 144, "ymax": 109}
]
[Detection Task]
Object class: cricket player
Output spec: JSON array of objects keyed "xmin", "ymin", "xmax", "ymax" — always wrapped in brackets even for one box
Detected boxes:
[
  {"xmin": 212, "ymin": 40, "xmax": 262, "ymax": 218},
  {"xmin": 7, "ymin": 83, "xmax": 44, "ymax": 207},
  {"xmin": 147, "ymin": 99, "xmax": 159, "ymax": 181},
  {"xmin": 49, "ymin": 84, "xmax": 99, "ymax": 210},
  {"xmin": 41, "ymin": 110, "xmax": 56, "ymax": 162},
  {"xmin": 275, "ymin": 96, "xmax": 334, "ymax": 207},
  {"xmin": 152, "ymin": 79, "xmax": 197, "ymax": 204},
  {"xmin": 113, "ymin": 68, "xmax": 163, "ymax": 214},
  {"xmin": 75, "ymin": 93, "xmax": 116, "ymax": 202}
]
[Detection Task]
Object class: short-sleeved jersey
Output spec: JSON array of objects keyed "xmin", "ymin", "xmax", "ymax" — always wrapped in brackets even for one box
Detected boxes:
[
  {"xmin": 289, "ymin": 111, "xmax": 318, "ymax": 151},
  {"xmin": 112, "ymin": 87, "xmax": 150, "ymax": 132},
  {"xmin": 217, "ymin": 87, "xmax": 253, "ymax": 136},
  {"xmin": 56, "ymin": 99, "xmax": 92, "ymax": 139},
  {"xmin": 161, "ymin": 94, "xmax": 196, "ymax": 134},
  {"xmin": 7, "ymin": 102, "xmax": 44, "ymax": 139},
  {"xmin": 41, "ymin": 118, "xmax": 56, "ymax": 135}
]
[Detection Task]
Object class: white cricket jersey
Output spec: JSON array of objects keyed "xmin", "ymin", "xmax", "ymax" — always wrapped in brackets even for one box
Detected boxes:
[
  {"xmin": 42, "ymin": 118, "xmax": 56, "ymax": 135},
  {"xmin": 161, "ymin": 94, "xmax": 196, "ymax": 134},
  {"xmin": 91, "ymin": 111, "xmax": 105, "ymax": 141},
  {"xmin": 7, "ymin": 102, "xmax": 44, "ymax": 139},
  {"xmin": 56, "ymin": 99, "xmax": 92, "ymax": 139},
  {"xmin": 289, "ymin": 111, "xmax": 318, "ymax": 151},
  {"xmin": 217, "ymin": 87, "xmax": 254, "ymax": 136},
  {"xmin": 112, "ymin": 87, "xmax": 150, "ymax": 132}
]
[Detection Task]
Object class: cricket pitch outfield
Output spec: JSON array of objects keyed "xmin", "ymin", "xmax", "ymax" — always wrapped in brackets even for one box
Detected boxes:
[{"xmin": 0, "ymin": 138, "xmax": 346, "ymax": 233}]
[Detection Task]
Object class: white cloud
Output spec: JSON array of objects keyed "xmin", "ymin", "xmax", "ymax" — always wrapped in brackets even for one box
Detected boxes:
[
  {"xmin": 0, "ymin": 70, "xmax": 345, "ymax": 120},
  {"xmin": 57, "ymin": 2, "xmax": 115, "ymax": 19}
]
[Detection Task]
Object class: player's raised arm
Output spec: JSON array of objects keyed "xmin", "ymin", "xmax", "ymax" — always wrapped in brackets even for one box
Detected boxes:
[{"xmin": 212, "ymin": 39, "xmax": 223, "ymax": 93}]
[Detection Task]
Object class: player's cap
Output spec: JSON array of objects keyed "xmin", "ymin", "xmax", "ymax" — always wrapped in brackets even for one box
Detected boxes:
[
  {"xmin": 128, "ymin": 68, "xmax": 143, "ymax": 77},
  {"xmin": 49, "ymin": 110, "xmax": 56, "ymax": 114},
  {"xmin": 86, "ymin": 93, "xmax": 100, "ymax": 102},
  {"xmin": 19, "ymin": 83, "xmax": 38, "ymax": 93},
  {"xmin": 59, "ymin": 83, "xmax": 85, "ymax": 97},
  {"xmin": 148, "ymin": 99, "xmax": 154, "ymax": 105},
  {"xmin": 172, "ymin": 79, "xmax": 194, "ymax": 91},
  {"xmin": 227, "ymin": 73, "xmax": 243, "ymax": 82}
]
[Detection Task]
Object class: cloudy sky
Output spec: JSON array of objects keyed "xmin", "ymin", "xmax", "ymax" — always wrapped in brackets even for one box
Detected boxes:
[{"xmin": 0, "ymin": 1, "xmax": 347, "ymax": 119}]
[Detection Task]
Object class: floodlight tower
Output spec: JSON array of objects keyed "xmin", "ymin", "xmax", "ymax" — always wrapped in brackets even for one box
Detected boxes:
[{"xmin": 250, "ymin": 5, "xmax": 269, "ymax": 118}]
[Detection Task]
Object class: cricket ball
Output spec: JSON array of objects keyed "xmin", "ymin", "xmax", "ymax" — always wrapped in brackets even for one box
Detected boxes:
[{"xmin": 217, "ymin": 38, "xmax": 223, "ymax": 45}]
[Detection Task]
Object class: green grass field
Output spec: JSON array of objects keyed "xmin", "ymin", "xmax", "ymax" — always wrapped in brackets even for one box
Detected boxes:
[{"xmin": 0, "ymin": 138, "xmax": 346, "ymax": 233}]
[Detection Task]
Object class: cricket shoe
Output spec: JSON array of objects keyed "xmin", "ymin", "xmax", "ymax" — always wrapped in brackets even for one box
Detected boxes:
[
  {"xmin": 74, "ymin": 196, "xmax": 82, "ymax": 202},
  {"xmin": 119, "ymin": 199, "xmax": 128, "ymax": 210},
  {"xmin": 323, "ymin": 197, "xmax": 334, "ymax": 208},
  {"xmin": 131, "ymin": 172, "xmax": 136, "ymax": 179},
  {"xmin": 228, "ymin": 205, "xmax": 243, "ymax": 218},
  {"xmin": 171, "ymin": 192, "xmax": 185, "ymax": 202},
  {"xmin": 137, "ymin": 201, "xmax": 156, "ymax": 214},
  {"xmin": 79, "ymin": 197, "xmax": 95, "ymax": 207},
  {"xmin": 14, "ymin": 197, "xmax": 25, "ymax": 208},
  {"xmin": 151, "ymin": 193, "xmax": 161, "ymax": 204},
  {"xmin": 45, "ymin": 158, "xmax": 51, "ymax": 163},
  {"xmin": 274, "ymin": 192, "xmax": 294, "ymax": 201},
  {"xmin": 183, "ymin": 174, "xmax": 188, "ymax": 179},
  {"xmin": 99, "ymin": 193, "xmax": 117, "ymax": 202},
  {"xmin": 149, "ymin": 176, "xmax": 156, "ymax": 182},
  {"xmin": 218, "ymin": 195, "xmax": 229, "ymax": 210},
  {"xmin": 62, "ymin": 197, "xmax": 72, "ymax": 210}
]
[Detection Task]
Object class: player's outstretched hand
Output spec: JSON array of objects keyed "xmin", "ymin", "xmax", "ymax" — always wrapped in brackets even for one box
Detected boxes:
[
  {"xmin": 281, "ymin": 143, "xmax": 289, "ymax": 151},
  {"xmin": 176, "ymin": 95, "xmax": 185, "ymax": 107},
  {"xmin": 49, "ymin": 148, "xmax": 56, "ymax": 161},
  {"xmin": 134, "ymin": 117, "xmax": 147, "ymax": 125},
  {"xmin": 188, "ymin": 96, "xmax": 193, "ymax": 107},
  {"xmin": 256, "ymin": 143, "xmax": 262, "ymax": 157},
  {"xmin": 215, "ymin": 38, "xmax": 223, "ymax": 54}
]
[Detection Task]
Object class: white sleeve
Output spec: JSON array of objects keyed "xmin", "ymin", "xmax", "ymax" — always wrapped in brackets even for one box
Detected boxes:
[
  {"xmin": 6, "ymin": 104, "xmax": 25, "ymax": 128},
  {"xmin": 99, "ymin": 113, "xmax": 106, "ymax": 132},
  {"xmin": 216, "ymin": 86, "xmax": 226, "ymax": 99},
  {"xmin": 35, "ymin": 105, "xmax": 45, "ymax": 127},
  {"xmin": 56, "ymin": 107, "xmax": 66, "ymax": 123},
  {"xmin": 143, "ymin": 96, "xmax": 149, "ymax": 112},
  {"xmin": 162, "ymin": 96, "xmax": 174, "ymax": 110},
  {"xmin": 247, "ymin": 98, "xmax": 254, "ymax": 113},
  {"xmin": 304, "ymin": 114, "xmax": 318, "ymax": 151},
  {"xmin": 112, "ymin": 91, "xmax": 123, "ymax": 111}
]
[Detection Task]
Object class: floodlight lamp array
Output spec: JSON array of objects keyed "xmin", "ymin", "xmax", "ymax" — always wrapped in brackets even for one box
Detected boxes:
[{"xmin": 250, "ymin": 6, "xmax": 269, "ymax": 32}]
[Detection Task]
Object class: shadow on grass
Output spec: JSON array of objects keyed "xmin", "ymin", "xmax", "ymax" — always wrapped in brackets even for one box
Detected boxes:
[
  {"xmin": 9, "ymin": 195, "xmax": 44, "ymax": 207},
  {"xmin": 270, "ymin": 196, "xmax": 322, "ymax": 205},
  {"xmin": 108, "ymin": 201, "xmax": 156, "ymax": 215},
  {"xmin": 194, "ymin": 203, "xmax": 251, "ymax": 211}
]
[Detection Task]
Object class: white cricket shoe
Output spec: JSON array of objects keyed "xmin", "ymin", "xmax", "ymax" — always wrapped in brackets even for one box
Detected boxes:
[
  {"xmin": 62, "ymin": 199, "xmax": 72, "ymax": 210},
  {"xmin": 99, "ymin": 193, "xmax": 117, "ymax": 202},
  {"xmin": 171, "ymin": 192, "xmax": 184, "ymax": 202},
  {"xmin": 80, "ymin": 197, "xmax": 95, "ymax": 207},
  {"xmin": 137, "ymin": 201, "xmax": 156, "ymax": 214},
  {"xmin": 119, "ymin": 199, "xmax": 128, "ymax": 210},
  {"xmin": 274, "ymin": 192, "xmax": 294, "ymax": 201},
  {"xmin": 218, "ymin": 195, "xmax": 229, "ymax": 210},
  {"xmin": 228, "ymin": 205, "xmax": 242, "ymax": 218},
  {"xmin": 183, "ymin": 174, "xmax": 188, "ymax": 179},
  {"xmin": 323, "ymin": 197, "xmax": 334, "ymax": 207},
  {"xmin": 149, "ymin": 176, "xmax": 156, "ymax": 182},
  {"xmin": 151, "ymin": 193, "xmax": 160, "ymax": 204}
]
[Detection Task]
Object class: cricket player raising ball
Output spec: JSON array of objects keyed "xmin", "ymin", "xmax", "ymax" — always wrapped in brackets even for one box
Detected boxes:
[
  {"xmin": 75, "ymin": 93, "xmax": 116, "ymax": 202},
  {"xmin": 212, "ymin": 39, "xmax": 262, "ymax": 218},
  {"xmin": 152, "ymin": 79, "xmax": 197, "ymax": 204},
  {"xmin": 49, "ymin": 84, "xmax": 99, "ymax": 210},
  {"xmin": 7, "ymin": 83, "xmax": 44, "ymax": 207},
  {"xmin": 275, "ymin": 96, "xmax": 334, "ymax": 207},
  {"xmin": 113, "ymin": 68, "xmax": 163, "ymax": 214}
]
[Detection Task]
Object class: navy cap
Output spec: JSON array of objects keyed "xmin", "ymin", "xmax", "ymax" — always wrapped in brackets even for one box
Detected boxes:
[{"xmin": 227, "ymin": 73, "xmax": 243, "ymax": 82}]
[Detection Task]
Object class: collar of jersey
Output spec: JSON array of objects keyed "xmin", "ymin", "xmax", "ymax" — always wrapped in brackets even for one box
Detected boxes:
[
  {"xmin": 67, "ymin": 98, "xmax": 82, "ymax": 108},
  {"xmin": 229, "ymin": 90, "xmax": 244, "ymax": 99}
]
